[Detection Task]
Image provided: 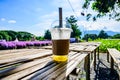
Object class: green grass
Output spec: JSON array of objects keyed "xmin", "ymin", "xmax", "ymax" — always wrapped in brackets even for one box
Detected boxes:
[{"xmin": 93, "ymin": 39, "xmax": 120, "ymax": 53}]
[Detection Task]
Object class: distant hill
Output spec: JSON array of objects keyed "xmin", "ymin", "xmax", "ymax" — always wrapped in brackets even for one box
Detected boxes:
[
  {"xmin": 0, "ymin": 30, "xmax": 35, "ymax": 41},
  {"xmin": 81, "ymin": 30, "xmax": 120, "ymax": 37}
]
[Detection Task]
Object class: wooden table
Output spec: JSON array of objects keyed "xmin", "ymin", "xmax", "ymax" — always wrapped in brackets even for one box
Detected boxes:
[
  {"xmin": 0, "ymin": 42, "xmax": 101, "ymax": 80},
  {"xmin": 107, "ymin": 48, "xmax": 120, "ymax": 79}
]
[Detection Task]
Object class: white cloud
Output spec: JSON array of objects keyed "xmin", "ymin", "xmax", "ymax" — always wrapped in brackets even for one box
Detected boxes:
[
  {"xmin": 51, "ymin": 0, "xmax": 84, "ymax": 18},
  {"xmin": 78, "ymin": 19, "xmax": 120, "ymax": 32},
  {"xmin": 29, "ymin": 20, "xmax": 54, "ymax": 36},
  {"xmin": 38, "ymin": 11, "xmax": 59, "ymax": 28},
  {"xmin": 7, "ymin": 0, "xmax": 118, "ymax": 36},
  {"xmin": 28, "ymin": 11, "xmax": 60, "ymax": 36},
  {"xmin": 32, "ymin": 0, "xmax": 120, "ymax": 36},
  {"xmin": 8, "ymin": 20, "xmax": 16, "ymax": 24},
  {"xmin": 1, "ymin": 18, "xmax": 6, "ymax": 21}
]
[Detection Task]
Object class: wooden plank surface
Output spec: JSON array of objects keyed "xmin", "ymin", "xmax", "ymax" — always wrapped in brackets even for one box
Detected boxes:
[
  {"xmin": 42, "ymin": 52, "xmax": 88, "ymax": 80},
  {"xmin": 0, "ymin": 42, "xmax": 101, "ymax": 80},
  {"xmin": 21, "ymin": 51, "xmax": 78, "ymax": 80},
  {"xmin": 41, "ymin": 46, "xmax": 52, "ymax": 49},
  {"xmin": 0, "ymin": 49, "xmax": 33, "ymax": 55},
  {"xmin": 55, "ymin": 53, "xmax": 88, "ymax": 80},
  {"xmin": 71, "ymin": 42, "xmax": 101, "ymax": 47},
  {"xmin": 42, "ymin": 42, "xmax": 101, "ymax": 53},
  {"xmin": 0, "ymin": 49, "xmax": 52, "ymax": 64},
  {"xmin": 107, "ymin": 48, "xmax": 120, "ymax": 70},
  {"xmin": 0, "ymin": 49, "xmax": 46, "ymax": 59},
  {"xmin": 1, "ymin": 60, "xmax": 54, "ymax": 80},
  {"xmin": 1, "ymin": 52, "xmax": 77, "ymax": 80},
  {"xmin": 70, "ymin": 45, "xmax": 96, "ymax": 52},
  {"xmin": 107, "ymin": 48, "xmax": 120, "ymax": 64},
  {"xmin": 0, "ymin": 57, "xmax": 52, "ymax": 76}
]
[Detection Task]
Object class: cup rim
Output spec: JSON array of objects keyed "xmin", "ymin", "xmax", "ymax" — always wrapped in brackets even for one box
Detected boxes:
[{"xmin": 50, "ymin": 28, "xmax": 72, "ymax": 32}]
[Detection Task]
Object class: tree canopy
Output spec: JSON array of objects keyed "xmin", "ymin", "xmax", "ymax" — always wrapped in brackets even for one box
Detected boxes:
[
  {"xmin": 17, "ymin": 31, "xmax": 34, "ymax": 41},
  {"xmin": 82, "ymin": 30, "xmax": 112, "ymax": 41},
  {"xmin": 0, "ymin": 30, "xmax": 35, "ymax": 41},
  {"xmin": 0, "ymin": 30, "xmax": 17, "ymax": 41},
  {"xmin": 44, "ymin": 30, "xmax": 51, "ymax": 40},
  {"xmin": 82, "ymin": 0, "xmax": 120, "ymax": 21},
  {"xmin": 98, "ymin": 30, "xmax": 109, "ymax": 39},
  {"xmin": 66, "ymin": 15, "xmax": 82, "ymax": 38},
  {"xmin": 83, "ymin": 34, "xmax": 98, "ymax": 41},
  {"xmin": 112, "ymin": 34, "xmax": 120, "ymax": 39}
]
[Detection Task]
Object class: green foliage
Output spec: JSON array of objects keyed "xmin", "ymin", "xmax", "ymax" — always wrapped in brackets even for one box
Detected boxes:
[
  {"xmin": 83, "ymin": 34, "xmax": 97, "ymax": 41},
  {"xmin": 86, "ymin": 13, "xmax": 92, "ymax": 21},
  {"xmin": 82, "ymin": 0, "xmax": 120, "ymax": 21},
  {"xmin": 0, "ymin": 31, "xmax": 11, "ymax": 41},
  {"xmin": 66, "ymin": 15, "xmax": 82, "ymax": 38},
  {"xmin": 17, "ymin": 31, "xmax": 34, "ymax": 41},
  {"xmin": 44, "ymin": 30, "xmax": 51, "ymax": 40},
  {"xmin": 94, "ymin": 39, "xmax": 120, "ymax": 52},
  {"xmin": 91, "ymin": 0, "xmax": 115, "ymax": 13},
  {"xmin": 98, "ymin": 30, "xmax": 109, "ymax": 39},
  {"xmin": 66, "ymin": 16, "xmax": 77, "ymax": 23},
  {"xmin": 0, "ymin": 30, "xmax": 35, "ymax": 41},
  {"xmin": 36, "ymin": 36, "xmax": 45, "ymax": 40},
  {"xmin": 0, "ymin": 35, "xmax": 3, "ymax": 39},
  {"xmin": 6, "ymin": 30, "xmax": 17, "ymax": 41},
  {"xmin": 112, "ymin": 34, "xmax": 120, "ymax": 39}
]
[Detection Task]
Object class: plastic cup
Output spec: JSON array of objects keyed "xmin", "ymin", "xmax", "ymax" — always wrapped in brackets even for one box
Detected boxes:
[{"xmin": 50, "ymin": 28, "xmax": 72, "ymax": 62}]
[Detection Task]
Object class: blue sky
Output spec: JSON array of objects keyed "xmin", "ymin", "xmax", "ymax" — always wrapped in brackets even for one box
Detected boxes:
[{"xmin": 0, "ymin": 0, "xmax": 120, "ymax": 36}]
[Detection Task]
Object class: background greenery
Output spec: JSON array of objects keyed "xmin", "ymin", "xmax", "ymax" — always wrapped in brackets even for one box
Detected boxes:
[
  {"xmin": 0, "ymin": 30, "xmax": 120, "ymax": 53},
  {"xmin": 93, "ymin": 39, "xmax": 120, "ymax": 52},
  {"xmin": 0, "ymin": 30, "xmax": 44, "ymax": 41},
  {"xmin": 82, "ymin": 0, "xmax": 120, "ymax": 21}
]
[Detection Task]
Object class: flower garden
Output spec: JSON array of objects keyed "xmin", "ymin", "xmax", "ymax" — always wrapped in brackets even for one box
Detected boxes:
[
  {"xmin": 0, "ymin": 40, "xmax": 52, "ymax": 49},
  {"xmin": 0, "ymin": 38, "xmax": 76, "ymax": 50}
]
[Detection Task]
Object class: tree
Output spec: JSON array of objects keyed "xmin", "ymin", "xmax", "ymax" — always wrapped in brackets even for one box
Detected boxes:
[
  {"xmin": 44, "ymin": 30, "xmax": 51, "ymax": 40},
  {"xmin": 36, "ymin": 36, "xmax": 45, "ymax": 40},
  {"xmin": 66, "ymin": 15, "xmax": 82, "ymax": 38},
  {"xmin": 17, "ymin": 31, "xmax": 34, "ymax": 41},
  {"xmin": 112, "ymin": 34, "xmax": 120, "ymax": 39},
  {"xmin": 6, "ymin": 30, "xmax": 17, "ymax": 41},
  {"xmin": 98, "ymin": 30, "xmax": 109, "ymax": 39},
  {"xmin": 0, "ymin": 30, "xmax": 35, "ymax": 41},
  {"xmin": 82, "ymin": 0, "xmax": 120, "ymax": 21},
  {"xmin": 0, "ymin": 35, "xmax": 3, "ymax": 39},
  {"xmin": 0, "ymin": 31, "xmax": 11, "ymax": 41},
  {"xmin": 83, "ymin": 34, "xmax": 97, "ymax": 41}
]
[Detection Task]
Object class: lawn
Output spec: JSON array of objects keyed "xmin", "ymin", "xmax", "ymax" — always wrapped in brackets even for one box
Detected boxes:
[{"xmin": 93, "ymin": 39, "xmax": 120, "ymax": 53}]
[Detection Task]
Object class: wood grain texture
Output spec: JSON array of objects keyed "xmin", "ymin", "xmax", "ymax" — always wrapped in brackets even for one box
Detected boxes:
[
  {"xmin": 107, "ymin": 48, "xmax": 120, "ymax": 70},
  {"xmin": 0, "ymin": 42, "xmax": 101, "ymax": 80},
  {"xmin": 0, "ymin": 49, "xmax": 52, "ymax": 64}
]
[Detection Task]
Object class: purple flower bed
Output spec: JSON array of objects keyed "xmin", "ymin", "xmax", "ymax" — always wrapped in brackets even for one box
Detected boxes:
[
  {"xmin": 0, "ymin": 42, "xmax": 8, "ymax": 49},
  {"xmin": 7, "ymin": 42, "xmax": 16, "ymax": 49},
  {"xmin": 15, "ymin": 41, "xmax": 27, "ymax": 49},
  {"xmin": 25, "ymin": 41, "xmax": 34, "ymax": 46},
  {"xmin": 32, "ymin": 40, "xmax": 52, "ymax": 46},
  {"xmin": 33, "ymin": 41, "xmax": 42, "ymax": 46},
  {"xmin": 0, "ymin": 39, "xmax": 76, "ymax": 50},
  {"xmin": 0, "ymin": 40, "xmax": 52, "ymax": 50}
]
